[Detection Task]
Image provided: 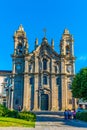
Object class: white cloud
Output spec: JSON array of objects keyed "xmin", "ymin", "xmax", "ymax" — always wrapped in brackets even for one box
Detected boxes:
[{"xmin": 78, "ymin": 56, "xmax": 87, "ymax": 61}]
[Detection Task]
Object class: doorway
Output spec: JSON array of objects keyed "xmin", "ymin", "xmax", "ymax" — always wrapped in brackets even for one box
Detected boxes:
[{"xmin": 41, "ymin": 94, "xmax": 48, "ymax": 110}]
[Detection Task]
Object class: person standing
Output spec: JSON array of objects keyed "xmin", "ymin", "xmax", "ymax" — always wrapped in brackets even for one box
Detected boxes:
[
  {"xmin": 72, "ymin": 109, "xmax": 76, "ymax": 119},
  {"xmin": 64, "ymin": 110, "xmax": 68, "ymax": 119}
]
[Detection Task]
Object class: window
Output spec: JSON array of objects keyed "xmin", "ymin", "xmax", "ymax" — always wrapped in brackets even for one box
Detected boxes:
[
  {"xmin": 68, "ymin": 83, "xmax": 71, "ymax": 90},
  {"xmin": 30, "ymin": 77, "xmax": 34, "ymax": 85},
  {"xmin": 15, "ymin": 99, "xmax": 19, "ymax": 105},
  {"xmin": 29, "ymin": 65, "xmax": 32, "ymax": 72},
  {"xmin": 43, "ymin": 75, "xmax": 48, "ymax": 85},
  {"xmin": 43, "ymin": 59, "xmax": 47, "ymax": 70},
  {"xmin": 56, "ymin": 77, "xmax": 60, "ymax": 85},
  {"xmin": 66, "ymin": 45, "xmax": 70, "ymax": 55},
  {"xmin": 18, "ymin": 44, "xmax": 22, "ymax": 54}
]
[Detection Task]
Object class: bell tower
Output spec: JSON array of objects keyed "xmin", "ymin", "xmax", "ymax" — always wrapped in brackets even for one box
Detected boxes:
[
  {"xmin": 60, "ymin": 29, "xmax": 74, "ymax": 56},
  {"xmin": 59, "ymin": 29, "xmax": 75, "ymax": 110},
  {"xmin": 13, "ymin": 24, "xmax": 29, "ymax": 56},
  {"xmin": 12, "ymin": 25, "xmax": 29, "ymax": 110}
]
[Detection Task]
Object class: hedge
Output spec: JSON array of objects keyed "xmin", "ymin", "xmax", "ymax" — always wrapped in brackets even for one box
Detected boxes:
[
  {"xmin": 18, "ymin": 111, "xmax": 36, "ymax": 121},
  {"xmin": 0, "ymin": 104, "xmax": 36, "ymax": 121},
  {"xmin": 76, "ymin": 112, "xmax": 87, "ymax": 122}
]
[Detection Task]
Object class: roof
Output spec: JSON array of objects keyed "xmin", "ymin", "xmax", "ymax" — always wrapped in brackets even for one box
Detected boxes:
[{"xmin": 0, "ymin": 70, "xmax": 12, "ymax": 74}]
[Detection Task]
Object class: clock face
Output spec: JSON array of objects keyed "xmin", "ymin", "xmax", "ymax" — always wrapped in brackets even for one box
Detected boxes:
[
  {"xmin": 67, "ymin": 66, "xmax": 71, "ymax": 73},
  {"xmin": 16, "ymin": 64, "xmax": 21, "ymax": 72}
]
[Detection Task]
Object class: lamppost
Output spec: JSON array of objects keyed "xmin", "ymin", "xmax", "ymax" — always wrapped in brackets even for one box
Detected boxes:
[
  {"xmin": 1, "ymin": 82, "xmax": 13, "ymax": 109},
  {"xmin": 10, "ymin": 86, "xmax": 14, "ymax": 110},
  {"xmin": 1, "ymin": 82, "xmax": 9, "ymax": 108}
]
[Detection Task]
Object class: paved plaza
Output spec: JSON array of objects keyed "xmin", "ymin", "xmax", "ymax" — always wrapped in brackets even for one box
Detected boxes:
[{"xmin": 0, "ymin": 112, "xmax": 87, "ymax": 130}]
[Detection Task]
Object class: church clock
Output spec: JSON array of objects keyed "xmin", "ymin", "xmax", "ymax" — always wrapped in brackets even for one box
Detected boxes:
[
  {"xmin": 16, "ymin": 64, "xmax": 22, "ymax": 72},
  {"xmin": 67, "ymin": 65, "xmax": 72, "ymax": 73}
]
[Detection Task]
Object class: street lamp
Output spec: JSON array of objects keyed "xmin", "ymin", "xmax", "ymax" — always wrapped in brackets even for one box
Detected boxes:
[
  {"xmin": 10, "ymin": 86, "xmax": 14, "ymax": 110},
  {"xmin": 1, "ymin": 82, "xmax": 14, "ymax": 109},
  {"xmin": 1, "ymin": 82, "xmax": 8, "ymax": 108}
]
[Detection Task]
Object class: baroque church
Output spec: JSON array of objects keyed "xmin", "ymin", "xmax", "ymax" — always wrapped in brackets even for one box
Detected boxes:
[{"xmin": 11, "ymin": 25, "xmax": 76, "ymax": 111}]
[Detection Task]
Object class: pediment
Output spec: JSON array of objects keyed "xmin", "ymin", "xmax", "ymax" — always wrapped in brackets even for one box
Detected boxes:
[{"xmin": 32, "ymin": 43, "xmax": 59, "ymax": 60}]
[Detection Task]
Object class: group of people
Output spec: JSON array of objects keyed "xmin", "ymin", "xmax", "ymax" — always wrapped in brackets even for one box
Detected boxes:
[{"xmin": 64, "ymin": 109, "xmax": 76, "ymax": 120}]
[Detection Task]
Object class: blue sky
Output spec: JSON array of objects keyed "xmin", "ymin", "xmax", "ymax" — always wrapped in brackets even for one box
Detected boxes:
[{"xmin": 0, "ymin": 0, "xmax": 87, "ymax": 73}]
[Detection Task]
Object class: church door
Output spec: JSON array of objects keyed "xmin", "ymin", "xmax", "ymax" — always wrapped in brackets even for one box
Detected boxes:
[{"xmin": 41, "ymin": 94, "xmax": 48, "ymax": 110}]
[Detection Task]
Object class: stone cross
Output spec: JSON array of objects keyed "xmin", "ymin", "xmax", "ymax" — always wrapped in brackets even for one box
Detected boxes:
[{"xmin": 43, "ymin": 28, "xmax": 47, "ymax": 37}]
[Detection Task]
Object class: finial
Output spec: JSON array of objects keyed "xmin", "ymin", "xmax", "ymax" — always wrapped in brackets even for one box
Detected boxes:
[
  {"xmin": 35, "ymin": 38, "xmax": 38, "ymax": 49},
  {"xmin": 51, "ymin": 39, "xmax": 54, "ymax": 49},
  {"xmin": 18, "ymin": 24, "xmax": 24, "ymax": 31},
  {"xmin": 35, "ymin": 38, "xmax": 38, "ymax": 45},
  {"xmin": 63, "ymin": 28, "xmax": 69, "ymax": 34},
  {"xmin": 43, "ymin": 28, "xmax": 47, "ymax": 37}
]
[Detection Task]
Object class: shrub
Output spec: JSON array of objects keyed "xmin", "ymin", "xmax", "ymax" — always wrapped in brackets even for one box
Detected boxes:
[
  {"xmin": 0, "ymin": 104, "xmax": 10, "ymax": 117},
  {"xmin": 8, "ymin": 110, "xmax": 18, "ymax": 118},
  {"xmin": 0, "ymin": 104, "xmax": 36, "ymax": 122},
  {"xmin": 18, "ymin": 111, "xmax": 36, "ymax": 121},
  {"xmin": 76, "ymin": 112, "xmax": 87, "ymax": 122}
]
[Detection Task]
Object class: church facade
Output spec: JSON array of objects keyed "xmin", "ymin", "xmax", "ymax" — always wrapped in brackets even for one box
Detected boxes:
[{"xmin": 11, "ymin": 25, "xmax": 76, "ymax": 111}]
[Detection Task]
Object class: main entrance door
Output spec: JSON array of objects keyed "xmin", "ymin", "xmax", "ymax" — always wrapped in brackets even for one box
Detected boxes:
[{"xmin": 41, "ymin": 94, "xmax": 48, "ymax": 110}]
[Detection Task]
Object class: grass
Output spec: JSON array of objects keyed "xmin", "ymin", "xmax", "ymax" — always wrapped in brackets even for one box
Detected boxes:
[{"xmin": 0, "ymin": 117, "xmax": 35, "ymax": 127}]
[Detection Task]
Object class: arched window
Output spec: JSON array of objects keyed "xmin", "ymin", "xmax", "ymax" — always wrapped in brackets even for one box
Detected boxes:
[
  {"xmin": 18, "ymin": 44, "xmax": 22, "ymax": 54},
  {"xmin": 66, "ymin": 45, "xmax": 70, "ymax": 55},
  {"xmin": 43, "ymin": 59, "xmax": 47, "ymax": 70},
  {"xmin": 43, "ymin": 75, "xmax": 48, "ymax": 85}
]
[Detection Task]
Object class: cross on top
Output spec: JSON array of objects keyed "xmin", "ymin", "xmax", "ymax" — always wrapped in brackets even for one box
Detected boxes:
[{"xmin": 43, "ymin": 28, "xmax": 47, "ymax": 37}]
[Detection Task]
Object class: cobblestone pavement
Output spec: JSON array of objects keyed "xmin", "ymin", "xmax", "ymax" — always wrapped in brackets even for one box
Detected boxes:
[{"xmin": 0, "ymin": 112, "xmax": 87, "ymax": 130}]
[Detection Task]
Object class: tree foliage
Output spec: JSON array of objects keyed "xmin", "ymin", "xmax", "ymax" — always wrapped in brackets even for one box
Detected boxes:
[{"xmin": 71, "ymin": 67, "xmax": 87, "ymax": 100}]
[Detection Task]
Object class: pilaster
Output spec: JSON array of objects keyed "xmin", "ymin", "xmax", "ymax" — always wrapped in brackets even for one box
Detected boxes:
[
  {"xmin": 23, "ymin": 75, "xmax": 31, "ymax": 111},
  {"xmin": 33, "ymin": 56, "xmax": 39, "ymax": 111},
  {"xmin": 51, "ymin": 75, "xmax": 58, "ymax": 111}
]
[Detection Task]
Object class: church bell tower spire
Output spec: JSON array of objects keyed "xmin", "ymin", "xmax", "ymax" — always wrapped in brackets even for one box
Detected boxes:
[{"xmin": 13, "ymin": 24, "xmax": 29, "ymax": 56}]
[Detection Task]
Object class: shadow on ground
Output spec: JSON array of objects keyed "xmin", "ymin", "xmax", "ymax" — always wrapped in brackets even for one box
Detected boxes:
[{"xmin": 34, "ymin": 111, "xmax": 87, "ymax": 128}]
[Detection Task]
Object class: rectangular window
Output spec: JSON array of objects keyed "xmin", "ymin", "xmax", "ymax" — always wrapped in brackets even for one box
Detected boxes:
[
  {"xmin": 56, "ymin": 77, "xmax": 60, "ymax": 85},
  {"xmin": 43, "ymin": 75, "xmax": 48, "ymax": 85},
  {"xmin": 30, "ymin": 77, "xmax": 34, "ymax": 85},
  {"xmin": 43, "ymin": 59, "xmax": 47, "ymax": 70}
]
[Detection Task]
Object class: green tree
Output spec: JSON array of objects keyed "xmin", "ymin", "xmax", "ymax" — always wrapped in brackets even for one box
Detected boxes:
[{"xmin": 71, "ymin": 67, "xmax": 87, "ymax": 100}]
